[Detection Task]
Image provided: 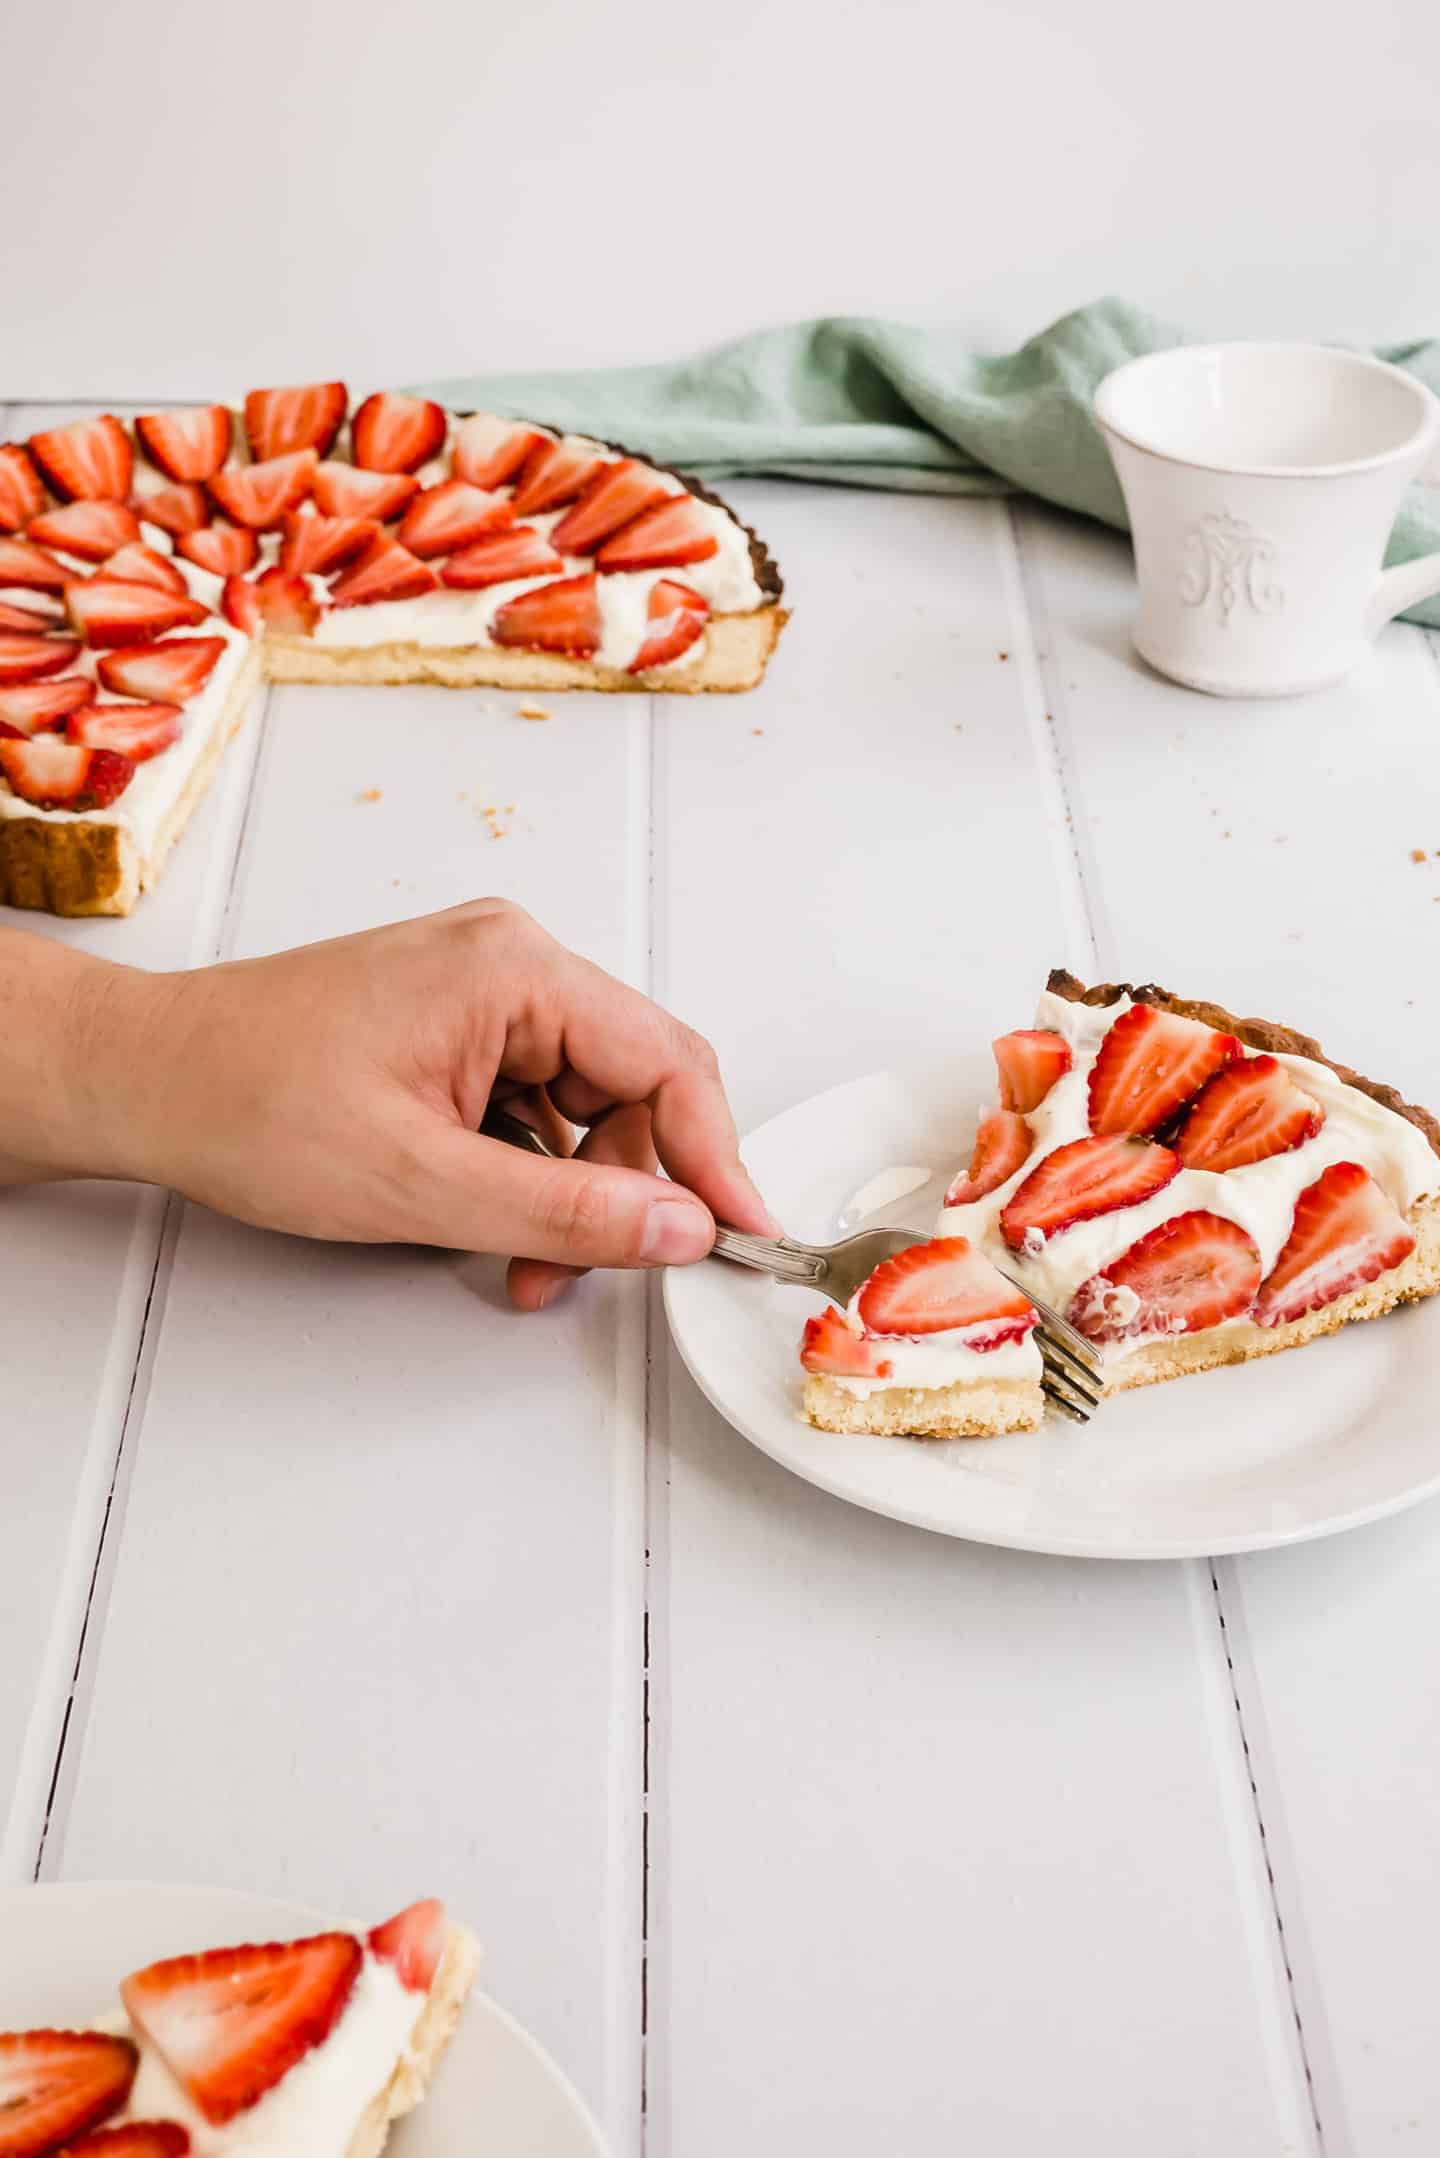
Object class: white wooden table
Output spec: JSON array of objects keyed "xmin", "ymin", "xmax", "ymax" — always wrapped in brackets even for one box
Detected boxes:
[{"xmin": 5, "ymin": 398, "xmax": 1440, "ymax": 2158}]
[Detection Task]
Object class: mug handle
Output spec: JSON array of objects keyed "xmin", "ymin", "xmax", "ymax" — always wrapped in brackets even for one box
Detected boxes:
[{"xmin": 1369, "ymin": 446, "xmax": 1440, "ymax": 628}]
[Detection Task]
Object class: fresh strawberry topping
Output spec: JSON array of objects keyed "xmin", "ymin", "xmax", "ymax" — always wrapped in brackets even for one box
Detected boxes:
[
  {"xmin": 133, "ymin": 482, "xmax": 211, "ymax": 537},
  {"xmin": 135, "ymin": 405, "xmax": 232, "ymax": 483},
  {"xmin": 440, "ymin": 526, "xmax": 564, "ymax": 591},
  {"xmin": 0, "ymin": 2030, "xmax": 138, "ymax": 2157},
  {"xmin": 0, "ymin": 599, "xmax": 56, "ymax": 633},
  {"xmin": 550, "ymin": 460, "xmax": 671, "ymax": 555},
  {"xmin": 29, "ymin": 415, "xmax": 133, "ymax": 501},
  {"xmin": 1087, "ymin": 1003, "xmax": 1242, "ymax": 1137},
  {"xmin": 943, "ymin": 1107, "xmax": 1033, "ymax": 1205},
  {"xmin": 349, "ymin": 391, "xmax": 446, "ymax": 474},
  {"xmin": 0, "ymin": 537, "xmax": 69, "ymax": 591},
  {"xmin": 222, "ymin": 569, "xmax": 319, "ymax": 636},
  {"xmin": 311, "ymin": 463, "xmax": 418, "ymax": 521},
  {"xmin": 208, "ymin": 449, "xmax": 318, "ymax": 531},
  {"xmin": 999, "ymin": 1133, "xmax": 1181, "ymax": 1251},
  {"xmin": 629, "ymin": 579, "xmax": 708, "ymax": 673},
  {"xmin": 98, "ymin": 637, "xmax": 226, "ymax": 704},
  {"xmin": 451, "ymin": 414, "xmax": 546, "ymax": 490},
  {"xmin": 278, "ymin": 513, "xmax": 377, "ymax": 577},
  {"xmin": 243, "ymin": 381, "xmax": 348, "ymax": 463},
  {"xmin": 1175, "ymin": 1054, "xmax": 1325, "ymax": 1173},
  {"xmin": 62, "ymin": 2125, "xmax": 192, "ymax": 2156},
  {"xmin": 595, "ymin": 495, "xmax": 719, "ymax": 572},
  {"xmin": 175, "ymin": 523, "xmax": 258, "ymax": 577},
  {"xmin": 66, "ymin": 580, "xmax": 208, "ymax": 648},
  {"xmin": 1069, "ymin": 1211, "xmax": 1262, "ymax": 1343},
  {"xmin": 993, "ymin": 1029, "xmax": 1073, "ymax": 1113},
  {"xmin": 492, "ymin": 572, "xmax": 602, "ymax": 656},
  {"xmin": 101, "ymin": 542, "xmax": 188, "ymax": 595},
  {"xmin": 799, "ymin": 1305, "xmax": 896, "ymax": 1378},
  {"xmin": 397, "ymin": 480, "xmax": 515, "ymax": 559},
  {"xmin": 0, "ymin": 633, "xmax": 82, "ymax": 683},
  {"xmin": 0, "ymin": 735, "xmax": 134, "ymax": 809},
  {"xmin": 510, "ymin": 442, "xmax": 604, "ymax": 517},
  {"xmin": 0, "ymin": 720, "xmax": 21, "ymax": 741},
  {"xmin": 0, "ymin": 676, "xmax": 92, "ymax": 733},
  {"xmin": 0, "ymin": 444, "xmax": 45, "ymax": 532},
  {"xmin": 120, "ymin": 1932, "xmax": 362, "ymax": 2127},
  {"xmin": 856, "ymin": 1234, "xmax": 1037, "ymax": 1338},
  {"xmin": 28, "ymin": 499, "xmax": 141, "ymax": 563},
  {"xmin": 367, "ymin": 1900, "xmax": 447, "ymax": 1992},
  {"xmin": 68, "ymin": 701, "xmax": 182, "ymax": 761},
  {"xmin": 327, "ymin": 533, "xmax": 438, "ymax": 609},
  {"xmin": 1253, "ymin": 1161, "xmax": 1417, "ymax": 1328}
]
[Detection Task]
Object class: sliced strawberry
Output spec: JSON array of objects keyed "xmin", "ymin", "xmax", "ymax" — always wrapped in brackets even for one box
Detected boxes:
[
  {"xmin": 27, "ymin": 499, "xmax": 141, "ymax": 563},
  {"xmin": 999, "ymin": 1133, "xmax": 1181, "ymax": 1251},
  {"xmin": 68, "ymin": 701, "xmax": 181, "ymax": 761},
  {"xmin": 397, "ymin": 480, "xmax": 514, "ymax": 559},
  {"xmin": 550, "ymin": 460, "xmax": 671, "ymax": 554},
  {"xmin": 350, "ymin": 391, "xmax": 446, "ymax": 474},
  {"xmin": 0, "ymin": 735, "xmax": 133, "ymax": 809},
  {"xmin": 62, "ymin": 2125, "xmax": 192, "ymax": 2156},
  {"xmin": 120, "ymin": 1932, "xmax": 362, "ymax": 2126},
  {"xmin": 98, "ymin": 637, "xmax": 226, "ymax": 703},
  {"xmin": 0, "ymin": 599, "xmax": 57, "ymax": 632},
  {"xmin": 0, "ymin": 633, "xmax": 82, "ymax": 682},
  {"xmin": 175, "ymin": 523, "xmax": 258, "ymax": 577},
  {"xmin": 0, "ymin": 676, "xmax": 92, "ymax": 733},
  {"xmin": 29, "ymin": 414, "xmax": 133, "ymax": 501},
  {"xmin": 208, "ymin": 449, "xmax": 318, "ymax": 530},
  {"xmin": 367, "ymin": 1900, "xmax": 447, "ymax": 1992},
  {"xmin": 1069, "ymin": 1211, "xmax": 1262, "ymax": 1343},
  {"xmin": 243, "ymin": 381, "xmax": 347, "ymax": 463},
  {"xmin": 511, "ymin": 441, "xmax": 604, "ymax": 517},
  {"xmin": 133, "ymin": 482, "xmax": 210, "ymax": 537},
  {"xmin": 595, "ymin": 495, "xmax": 719, "ymax": 572},
  {"xmin": 0, "ymin": 536, "xmax": 69, "ymax": 591},
  {"xmin": 327, "ymin": 533, "xmax": 438, "ymax": 609},
  {"xmin": 311, "ymin": 463, "xmax": 418, "ymax": 521},
  {"xmin": 0, "ymin": 2030, "xmax": 137, "ymax": 2156},
  {"xmin": 0, "ymin": 443, "xmax": 45, "ymax": 532},
  {"xmin": 856, "ymin": 1234, "xmax": 1038, "ymax": 1339},
  {"xmin": 440, "ymin": 525, "xmax": 565, "ymax": 591},
  {"xmin": 66, "ymin": 580, "xmax": 208, "ymax": 648},
  {"xmin": 0, "ymin": 719, "xmax": 21, "ymax": 740},
  {"xmin": 629, "ymin": 579, "xmax": 708, "ymax": 673},
  {"xmin": 0, "ymin": 586, "xmax": 63, "ymax": 622},
  {"xmin": 1087, "ymin": 1003, "xmax": 1242, "ymax": 1137},
  {"xmin": 135, "ymin": 404, "xmax": 232, "ymax": 482},
  {"xmin": 1175, "ymin": 1054, "xmax": 1325, "ymax": 1173},
  {"xmin": 943, "ymin": 1107, "xmax": 1033, "ymax": 1205},
  {"xmin": 277, "ymin": 513, "xmax": 376, "ymax": 577},
  {"xmin": 799, "ymin": 1305, "xmax": 896, "ymax": 1378},
  {"xmin": 993, "ymin": 1029, "xmax": 1073, "ymax": 1113},
  {"xmin": 492, "ymin": 572, "xmax": 601, "ymax": 656},
  {"xmin": 101, "ymin": 542, "xmax": 188, "ymax": 595},
  {"xmin": 221, "ymin": 568, "xmax": 319, "ymax": 636},
  {"xmin": 1254, "ymin": 1161, "xmax": 1417, "ymax": 1328},
  {"xmin": 451, "ymin": 413, "xmax": 546, "ymax": 490}
]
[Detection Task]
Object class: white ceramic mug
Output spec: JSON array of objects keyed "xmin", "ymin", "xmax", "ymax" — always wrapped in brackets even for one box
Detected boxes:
[{"xmin": 1094, "ymin": 342, "xmax": 1440, "ymax": 697}]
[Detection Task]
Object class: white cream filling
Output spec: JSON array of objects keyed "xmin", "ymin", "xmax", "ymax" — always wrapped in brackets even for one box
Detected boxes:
[{"xmin": 821, "ymin": 1289, "xmax": 1044, "ymax": 1397}]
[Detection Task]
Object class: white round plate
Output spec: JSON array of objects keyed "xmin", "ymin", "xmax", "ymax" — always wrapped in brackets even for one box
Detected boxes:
[
  {"xmin": 0, "ymin": 1881, "xmax": 607, "ymax": 2158},
  {"xmin": 664, "ymin": 1059, "xmax": 1440, "ymax": 1559}
]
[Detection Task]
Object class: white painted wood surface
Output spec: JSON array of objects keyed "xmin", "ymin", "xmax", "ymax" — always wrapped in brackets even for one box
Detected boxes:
[{"xmin": 4, "ymin": 424, "xmax": 1440, "ymax": 2155}]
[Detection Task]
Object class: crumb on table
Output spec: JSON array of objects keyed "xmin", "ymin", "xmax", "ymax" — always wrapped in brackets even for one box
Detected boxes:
[
  {"xmin": 752, "ymin": 727, "xmax": 764, "ymax": 737},
  {"xmin": 998, "ymin": 651, "xmax": 1009, "ymax": 661},
  {"xmin": 356, "ymin": 788, "xmax": 382, "ymax": 804},
  {"xmin": 518, "ymin": 704, "xmax": 551, "ymax": 721},
  {"xmin": 1412, "ymin": 848, "xmax": 1428, "ymax": 863}
]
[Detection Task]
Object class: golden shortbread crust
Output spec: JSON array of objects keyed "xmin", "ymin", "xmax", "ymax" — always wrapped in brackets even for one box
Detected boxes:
[{"xmin": 345, "ymin": 1920, "xmax": 482, "ymax": 2158}]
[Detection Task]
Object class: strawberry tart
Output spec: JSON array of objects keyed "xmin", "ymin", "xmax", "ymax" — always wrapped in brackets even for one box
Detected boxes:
[
  {"xmin": 0, "ymin": 388, "xmax": 787, "ymax": 916},
  {"xmin": 0, "ymin": 1899, "xmax": 479, "ymax": 2158},
  {"xmin": 801, "ymin": 972, "xmax": 1440, "ymax": 1438}
]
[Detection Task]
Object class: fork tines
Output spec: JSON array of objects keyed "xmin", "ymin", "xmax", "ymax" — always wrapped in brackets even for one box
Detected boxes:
[{"xmin": 1033, "ymin": 1311, "xmax": 1105, "ymax": 1424}]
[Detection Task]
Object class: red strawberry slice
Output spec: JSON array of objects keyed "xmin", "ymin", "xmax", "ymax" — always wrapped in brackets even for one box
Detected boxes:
[
  {"xmin": 327, "ymin": 533, "xmax": 438, "ymax": 609},
  {"xmin": 452, "ymin": 414, "xmax": 545, "ymax": 490},
  {"xmin": 993, "ymin": 1029, "xmax": 1073, "ymax": 1113},
  {"xmin": 1087, "ymin": 1003, "xmax": 1242, "ymax": 1137},
  {"xmin": 1175, "ymin": 1054, "xmax": 1325, "ymax": 1173},
  {"xmin": 799, "ymin": 1305, "xmax": 896, "ymax": 1379},
  {"xmin": 550, "ymin": 460, "xmax": 671, "ymax": 555},
  {"xmin": 98, "ymin": 637, "xmax": 226, "ymax": 704},
  {"xmin": 350, "ymin": 391, "xmax": 446, "ymax": 474},
  {"xmin": 492, "ymin": 572, "xmax": 601, "ymax": 656},
  {"xmin": 208, "ymin": 449, "xmax": 318, "ymax": 531},
  {"xmin": 440, "ymin": 525, "xmax": 564, "ymax": 591},
  {"xmin": 367, "ymin": 1900, "xmax": 447, "ymax": 1992},
  {"xmin": 629, "ymin": 579, "xmax": 708, "ymax": 673},
  {"xmin": 0, "ymin": 676, "xmax": 92, "ymax": 733},
  {"xmin": 0, "ymin": 719, "xmax": 22, "ymax": 741},
  {"xmin": 397, "ymin": 480, "xmax": 515, "ymax": 559},
  {"xmin": 999, "ymin": 1134, "xmax": 1181, "ymax": 1251},
  {"xmin": 176, "ymin": 523, "xmax": 258, "ymax": 577},
  {"xmin": 133, "ymin": 482, "xmax": 211, "ymax": 537},
  {"xmin": 63, "ymin": 2125, "xmax": 192, "ymax": 2156},
  {"xmin": 68, "ymin": 701, "xmax": 182, "ymax": 761},
  {"xmin": 0, "ymin": 598, "xmax": 57, "ymax": 632},
  {"xmin": 28, "ymin": 499, "xmax": 141, "ymax": 563},
  {"xmin": 0, "ymin": 537, "xmax": 69, "ymax": 591},
  {"xmin": 120, "ymin": 1932, "xmax": 362, "ymax": 2126},
  {"xmin": 135, "ymin": 404, "xmax": 232, "ymax": 483},
  {"xmin": 595, "ymin": 495, "xmax": 719, "ymax": 572},
  {"xmin": 0, "ymin": 443, "xmax": 45, "ymax": 531},
  {"xmin": 278, "ymin": 513, "xmax": 376, "ymax": 577},
  {"xmin": 0, "ymin": 2030, "xmax": 138, "ymax": 2156},
  {"xmin": 1254, "ymin": 1161, "xmax": 1417, "ymax": 1328},
  {"xmin": 856, "ymin": 1234, "xmax": 1038, "ymax": 1339},
  {"xmin": 66, "ymin": 580, "xmax": 208, "ymax": 648},
  {"xmin": 1069, "ymin": 1211, "xmax": 1262, "ymax": 1344},
  {"xmin": 0, "ymin": 633, "xmax": 82, "ymax": 682},
  {"xmin": 511, "ymin": 441, "xmax": 604, "ymax": 517},
  {"xmin": 944, "ymin": 1107, "xmax": 1033, "ymax": 1205},
  {"xmin": 29, "ymin": 414, "xmax": 133, "ymax": 501},
  {"xmin": 0, "ymin": 735, "xmax": 134, "ymax": 808},
  {"xmin": 243, "ymin": 380, "xmax": 348, "ymax": 463},
  {"xmin": 222, "ymin": 569, "xmax": 320, "ymax": 636},
  {"xmin": 101, "ymin": 542, "xmax": 189, "ymax": 596},
  {"xmin": 311, "ymin": 463, "xmax": 418, "ymax": 521}
]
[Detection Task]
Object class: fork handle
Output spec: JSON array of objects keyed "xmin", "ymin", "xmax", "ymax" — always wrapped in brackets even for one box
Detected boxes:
[{"xmin": 712, "ymin": 1226, "xmax": 825, "ymax": 1285}]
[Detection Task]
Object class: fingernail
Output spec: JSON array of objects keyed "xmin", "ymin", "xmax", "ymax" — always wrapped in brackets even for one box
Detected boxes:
[
  {"xmin": 536, "ymin": 1278, "xmax": 570, "ymax": 1309},
  {"xmin": 641, "ymin": 1197, "xmax": 713, "ymax": 1264}
]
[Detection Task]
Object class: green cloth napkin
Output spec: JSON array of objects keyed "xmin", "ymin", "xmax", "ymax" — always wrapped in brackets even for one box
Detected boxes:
[{"xmin": 419, "ymin": 296, "xmax": 1440, "ymax": 628}]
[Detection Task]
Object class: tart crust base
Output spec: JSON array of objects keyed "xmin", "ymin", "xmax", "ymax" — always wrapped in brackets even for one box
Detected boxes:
[
  {"xmin": 803, "ymin": 1374, "xmax": 1045, "ymax": 1439},
  {"xmin": 346, "ymin": 1920, "xmax": 483, "ymax": 2158}
]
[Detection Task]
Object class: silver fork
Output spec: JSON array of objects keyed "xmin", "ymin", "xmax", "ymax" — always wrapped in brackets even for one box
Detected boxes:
[{"xmin": 481, "ymin": 1107, "xmax": 1103, "ymax": 1421}]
